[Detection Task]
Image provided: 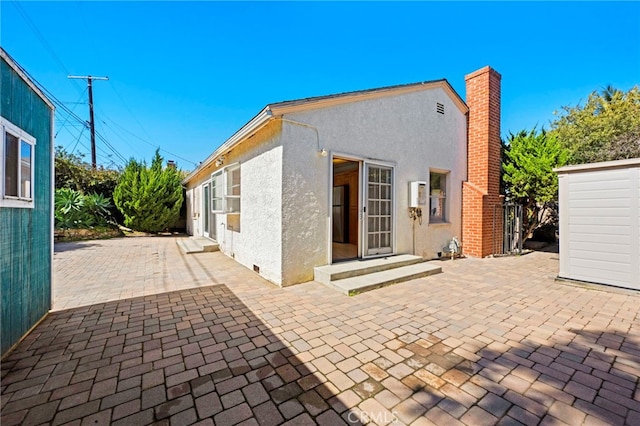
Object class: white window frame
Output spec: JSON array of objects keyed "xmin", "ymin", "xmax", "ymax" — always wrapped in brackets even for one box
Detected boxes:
[
  {"xmin": 1, "ymin": 117, "xmax": 36, "ymax": 209},
  {"xmin": 210, "ymin": 162, "xmax": 240, "ymax": 215},
  {"xmin": 211, "ymin": 170, "xmax": 224, "ymax": 213},
  {"xmin": 224, "ymin": 163, "xmax": 241, "ymax": 214},
  {"xmin": 429, "ymin": 169, "xmax": 448, "ymax": 224}
]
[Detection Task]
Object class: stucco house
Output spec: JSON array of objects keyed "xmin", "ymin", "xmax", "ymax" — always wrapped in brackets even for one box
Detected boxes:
[
  {"xmin": 183, "ymin": 66, "xmax": 502, "ymax": 287},
  {"xmin": 1, "ymin": 48, "xmax": 55, "ymax": 356}
]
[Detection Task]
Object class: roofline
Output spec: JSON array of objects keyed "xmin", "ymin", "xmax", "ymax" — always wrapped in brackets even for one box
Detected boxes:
[
  {"xmin": 554, "ymin": 157, "xmax": 640, "ymax": 174},
  {"xmin": 0, "ymin": 48, "xmax": 55, "ymax": 111},
  {"xmin": 184, "ymin": 78, "xmax": 469, "ymax": 183},
  {"xmin": 269, "ymin": 79, "xmax": 468, "ymax": 116},
  {"xmin": 183, "ymin": 107, "xmax": 273, "ymax": 183}
]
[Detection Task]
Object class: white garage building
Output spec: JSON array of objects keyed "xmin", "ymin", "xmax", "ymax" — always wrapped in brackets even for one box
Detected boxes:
[{"xmin": 556, "ymin": 158, "xmax": 640, "ymax": 290}]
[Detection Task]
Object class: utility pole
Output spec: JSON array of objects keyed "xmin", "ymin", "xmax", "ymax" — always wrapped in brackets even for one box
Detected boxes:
[{"xmin": 68, "ymin": 75, "xmax": 109, "ymax": 168}]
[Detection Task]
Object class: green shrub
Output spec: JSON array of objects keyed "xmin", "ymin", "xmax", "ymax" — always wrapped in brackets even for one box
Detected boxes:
[
  {"xmin": 113, "ymin": 150, "xmax": 183, "ymax": 233},
  {"xmin": 54, "ymin": 188, "xmax": 114, "ymax": 229}
]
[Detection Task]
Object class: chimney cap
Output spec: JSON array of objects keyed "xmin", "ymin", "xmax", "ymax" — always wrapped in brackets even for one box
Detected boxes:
[{"xmin": 465, "ymin": 66, "xmax": 501, "ymax": 81}]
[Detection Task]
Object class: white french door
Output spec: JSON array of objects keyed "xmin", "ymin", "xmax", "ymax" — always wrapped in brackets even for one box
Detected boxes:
[{"xmin": 363, "ymin": 163, "xmax": 394, "ymax": 256}]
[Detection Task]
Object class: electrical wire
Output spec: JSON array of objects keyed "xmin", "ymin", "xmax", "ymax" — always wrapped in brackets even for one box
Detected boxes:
[
  {"xmin": 6, "ymin": 8, "xmax": 196, "ymax": 169},
  {"xmin": 9, "ymin": 1, "xmax": 84, "ymax": 95},
  {"xmin": 99, "ymin": 115, "xmax": 199, "ymax": 167},
  {"xmin": 55, "ymin": 88, "xmax": 87, "ymax": 138},
  {"xmin": 68, "ymin": 126, "xmax": 86, "ymax": 156}
]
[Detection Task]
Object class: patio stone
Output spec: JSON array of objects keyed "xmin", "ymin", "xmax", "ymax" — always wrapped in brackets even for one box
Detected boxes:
[{"xmin": 0, "ymin": 236, "xmax": 636, "ymax": 424}]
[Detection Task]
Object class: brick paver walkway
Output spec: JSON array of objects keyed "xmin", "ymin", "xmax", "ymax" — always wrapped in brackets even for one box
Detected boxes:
[{"xmin": 2, "ymin": 237, "xmax": 639, "ymax": 425}]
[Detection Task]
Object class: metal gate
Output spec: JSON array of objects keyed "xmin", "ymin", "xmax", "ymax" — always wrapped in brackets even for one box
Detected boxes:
[{"xmin": 493, "ymin": 203, "xmax": 523, "ymax": 255}]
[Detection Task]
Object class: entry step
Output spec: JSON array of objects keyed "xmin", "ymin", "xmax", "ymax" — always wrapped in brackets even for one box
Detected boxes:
[
  {"xmin": 314, "ymin": 255, "xmax": 442, "ymax": 295},
  {"xmin": 177, "ymin": 237, "xmax": 219, "ymax": 254}
]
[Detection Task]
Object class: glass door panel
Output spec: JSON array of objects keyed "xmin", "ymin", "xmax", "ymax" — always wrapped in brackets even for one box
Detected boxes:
[{"xmin": 364, "ymin": 163, "xmax": 393, "ymax": 256}]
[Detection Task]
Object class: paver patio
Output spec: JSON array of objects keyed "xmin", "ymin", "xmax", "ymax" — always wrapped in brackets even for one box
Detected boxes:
[{"xmin": 2, "ymin": 236, "xmax": 639, "ymax": 425}]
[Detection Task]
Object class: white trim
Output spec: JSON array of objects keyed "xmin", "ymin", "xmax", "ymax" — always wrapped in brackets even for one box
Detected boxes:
[
  {"xmin": 50, "ymin": 108, "xmax": 55, "ymax": 310},
  {"xmin": 629, "ymin": 167, "xmax": 640, "ymax": 287},
  {"xmin": 224, "ymin": 163, "xmax": 241, "ymax": 214},
  {"xmin": 362, "ymin": 162, "xmax": 395, "ymax": 257},
  {"xmin": 210, "ymin": 169, "xmax": 224, "ymax": 213},
  {"xmin": 1, "ymin": 117, "xmax": 36, "ymax": 209},
  {"xmin": 0, "ymin": 48, "xmax": 55, "ymax": 110},
  {"xmin": 330, "ymin": 152, "xmax": 398, "ymax": 262},
  {"xmin": 428, "ymin": 169, "xmax": 450, "ymax": 225},
  {"xmin": 554, "ymin": 158, "xmax": 640, "ymax": 174},
  {"xmin": 202, "ymin": 181, "xmax": 211, "ymax": 238}
]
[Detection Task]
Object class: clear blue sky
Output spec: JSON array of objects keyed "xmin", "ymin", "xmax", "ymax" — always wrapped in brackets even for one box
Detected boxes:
[{"xmin": 2, "ymin": 1, "xmax": 639, "ymax": 171}]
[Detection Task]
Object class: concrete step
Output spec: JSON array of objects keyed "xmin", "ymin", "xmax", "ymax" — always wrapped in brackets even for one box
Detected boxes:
[
  {"xmin": 314, "ymin": 254, "xmax": 425, "ymax": 284},
  {"xmin": 176, "ymin": 237, "xmax": 219, "ymax": 254},
  {"xmin": 325, "ymin": 262, "xmax": 442, "ymax": 296}
]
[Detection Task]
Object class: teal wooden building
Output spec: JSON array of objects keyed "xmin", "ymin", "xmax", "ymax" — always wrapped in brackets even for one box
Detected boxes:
[{"xmin": 1, "ymin": 48, "xmax": 55, "ymax": 357}]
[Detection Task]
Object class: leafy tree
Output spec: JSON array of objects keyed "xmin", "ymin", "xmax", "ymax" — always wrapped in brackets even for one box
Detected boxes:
[
  {"xmin": 551, "ymin": 86, "xmax": 640, "ymax": 164},
  {"xmin": 502, "ymin": 129, "xmax": 569, "ymax": 240},
  {"xmin": 113, "ymin": 150, "xmax": 183, "ymax": 232},
  {"xmin": 55, "ymin": 147, "xmax": 120, "ymax": 196}
]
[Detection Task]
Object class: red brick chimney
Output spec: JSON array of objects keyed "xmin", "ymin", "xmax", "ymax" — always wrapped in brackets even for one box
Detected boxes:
[{"xmin": 462, "ymin": 66, "xmax": 502, "ymax": 257}]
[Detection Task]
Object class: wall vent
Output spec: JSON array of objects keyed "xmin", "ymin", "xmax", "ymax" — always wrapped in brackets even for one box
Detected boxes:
[
  {"xmin": 253, "ymin": 264, "xmax": 260, "ymax": 273},
  {"xmin": 436, "ymin": 103, "xmax": 445, "ymax": 114}
]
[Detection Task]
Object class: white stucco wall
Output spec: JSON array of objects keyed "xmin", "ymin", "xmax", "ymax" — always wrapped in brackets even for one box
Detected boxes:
[
  {"xmin": 186, "ymin": 125, "xmax": 284, "ymax": 285},
  {"xmin": 229, "ymin": 144, "xmax": 284, "ymax": 284},
  {"xmin": 185, "ymin": 188, "xmax": 193, "ymax": 235},
  {"xmin": 281, "ymin": 87, "xmax": 468, "ymax": 284}
]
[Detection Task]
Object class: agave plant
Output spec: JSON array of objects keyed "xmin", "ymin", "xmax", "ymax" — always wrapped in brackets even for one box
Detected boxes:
[
  {"xmin": 54, "ymin": 189, "xmax": 114, "ymax": 229},
  {"xmin": 83, "ymin": 193, "xmax": 113, "ymax": 226}
]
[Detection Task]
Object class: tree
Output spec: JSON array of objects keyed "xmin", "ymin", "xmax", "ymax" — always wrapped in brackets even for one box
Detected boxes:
[
  {"xmin": 502, "ymin": 129, "xmax": 569, "ymax": 240},
  {"xmin": 55, "ymin": 147, "xmax": 120, "ymax": 196},
  {"xmin": 55, "ymin": 147, "xmax": 121, "ymax": 221},
  {"xmin": 113, "ymin": 150, "xmax": 183, "ymax": 232},
  {"xmin": 551, "ymin": 86, "xmax": 640, "ymax": 164}
]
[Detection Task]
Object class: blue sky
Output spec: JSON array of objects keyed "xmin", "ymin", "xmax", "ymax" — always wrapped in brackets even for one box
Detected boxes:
[{"xmin": 2, "ymin": 1, "xmax": 639, "ymax": 171}]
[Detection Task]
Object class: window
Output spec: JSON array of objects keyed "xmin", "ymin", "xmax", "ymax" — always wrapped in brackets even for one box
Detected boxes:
[
  {"xmin": 210, "ymin": 163, "xmax": 240, "ymax": 214},
  {"xmin": 1, "ymin": 117, "xmax": 35, "ymax": 208},
  {"xmin": 429, "ymin": 171, "xmax": 447, "ymax": 223},
  {"xmin": 211, "ymin": 170, "xmax": 223, "ymax": 212},
  {"xmin": 225, "ymin": 164, "xmax": 241, "ymax": 214}
]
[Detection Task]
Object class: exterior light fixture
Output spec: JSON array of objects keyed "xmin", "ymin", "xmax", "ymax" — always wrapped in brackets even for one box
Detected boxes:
[{"xmin": 320, "ymin": 148, "xmax": 328, "ymax": 157}]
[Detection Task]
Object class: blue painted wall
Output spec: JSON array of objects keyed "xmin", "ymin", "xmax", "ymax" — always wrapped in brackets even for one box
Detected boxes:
[{"xmin": 1, "ymin": 54, "xmax": 54, "ymax": 356}]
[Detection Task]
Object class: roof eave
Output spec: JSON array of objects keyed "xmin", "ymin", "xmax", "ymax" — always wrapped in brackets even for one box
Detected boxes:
[
  {"xmin": 184, "ymin": 78, "xmax": 469, "ymax": 184},
  {"xmin": 0, "ymin": 48, "xmax": 55, "ymax": 111},
  {"xmin": 270, "ymin": 80, "xmax": 468, "ymax": 116},
  {"xmin": 183, "ymin": 106, "xmax": 273, "ymax": 184}
]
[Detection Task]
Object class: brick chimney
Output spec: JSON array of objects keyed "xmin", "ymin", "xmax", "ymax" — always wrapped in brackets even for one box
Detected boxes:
[{"xmin": 462, "ymin": 66, "xmax": 502, "ymax": 257}]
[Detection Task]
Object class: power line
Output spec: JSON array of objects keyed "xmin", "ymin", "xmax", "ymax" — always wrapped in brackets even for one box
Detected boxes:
[
  {"xmin": 55, "ymin": 88, "xmax": 87, "ymax": 138},
  {"xmin": 98, "ymin": 119, "xmax": 145, "ymax": 159},
  {"xmin": 5, "ymin": 14, "xmax": 195, "ymax": 169},
  {"xmin": 68, "ymin": 126, "xmax": 86, "ymax": 156},
  {"xmin": 68, "ymin": 75, "xmax": 109, "ymax": 169},
  {"xmin": 100, "ymin": 115, "xmax": 199, "ymax": 167},
  {"xmin": 10, "ymin": 1, "xmax": 84, "ymax": 95}
]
